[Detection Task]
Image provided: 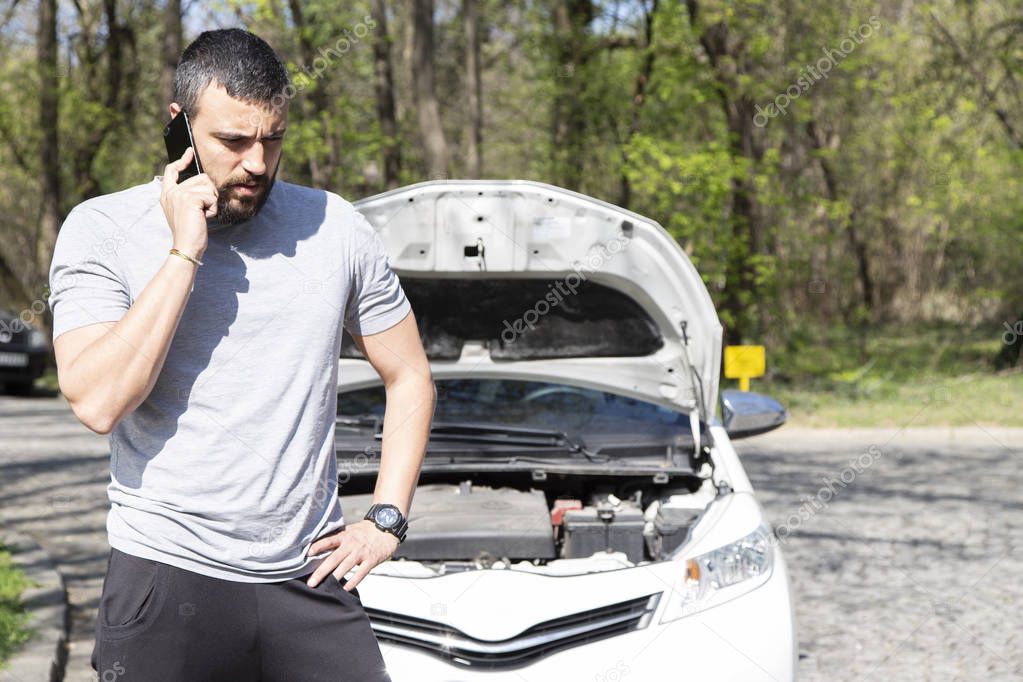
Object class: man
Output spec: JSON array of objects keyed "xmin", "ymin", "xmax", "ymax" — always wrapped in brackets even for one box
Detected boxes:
[{"xmin": 47, "ymin": 28, "xmax": 435, "ymax": 681}]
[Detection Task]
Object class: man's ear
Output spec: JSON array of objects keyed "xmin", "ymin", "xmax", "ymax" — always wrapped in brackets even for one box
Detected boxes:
[{"xmin": 169, "ymin": 102, "xmax": 182, "ymax": 118}]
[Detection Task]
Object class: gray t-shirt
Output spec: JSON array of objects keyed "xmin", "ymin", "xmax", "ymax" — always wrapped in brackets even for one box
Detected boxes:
[{"xmin": 47, "ymin": 176, "xmax": 411, "ymax": 582}]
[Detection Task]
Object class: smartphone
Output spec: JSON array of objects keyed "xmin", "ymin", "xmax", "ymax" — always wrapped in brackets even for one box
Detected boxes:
[{"xmin": 163, "ymin": 111, "xmax": 203, "ymax": 183}]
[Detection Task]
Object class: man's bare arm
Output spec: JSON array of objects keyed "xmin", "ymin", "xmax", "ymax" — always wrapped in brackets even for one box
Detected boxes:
[
  {"xmin": 351, "ymin": 309, "xmax": 436, "ymax": 517},
  {"xmin": 55, "ymin": 255, "xmax": 201, "ymax": 435},
  {"xmin": 304, "ymin": 308, "xmax": 435, "ymax": 589},
  {"xmin": 53, "ymin": 148, "xmax": 218, "ymax": 435}
]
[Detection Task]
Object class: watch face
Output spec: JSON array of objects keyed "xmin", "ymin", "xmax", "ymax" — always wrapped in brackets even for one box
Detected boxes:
[{"xmin": 375, "ymin": 507, "xmax": 400, "ymax": 528}]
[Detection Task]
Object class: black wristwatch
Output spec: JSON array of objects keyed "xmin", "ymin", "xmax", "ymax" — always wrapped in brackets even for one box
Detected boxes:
[{"xmin": 364, "ymin": 503, "xmax": 408, "ymax": 543}]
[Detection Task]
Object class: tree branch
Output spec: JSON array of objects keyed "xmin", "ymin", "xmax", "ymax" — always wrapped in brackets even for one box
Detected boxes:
[
  {"xmin": 0, "ymin": 112, "xmax": 30, "ymax": 171},
  {"xmin": 0, "ymin": 0, "xmax": 22, "ymax": 32},
  {"xmin": 930, "ymin": 11, "xmax": 1023, "ymax": 150}
]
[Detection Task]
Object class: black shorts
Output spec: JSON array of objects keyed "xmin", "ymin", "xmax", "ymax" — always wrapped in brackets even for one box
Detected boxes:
[{"xmin": 91, "ymin": 548, "xmax": 391, "ymax": 681}]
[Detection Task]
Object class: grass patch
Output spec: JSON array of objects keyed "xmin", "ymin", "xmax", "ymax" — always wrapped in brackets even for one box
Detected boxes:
[
  {"xmin": 0, "ymin": 541, "xmax": 33, "ymax": 668},
  {"xmin": 746, "ymin": 322, "xmax": 1022, "ymax": 427},
  {"xmin": 36, "ymin": 367, "xmax": 58, "ymax": 392}
]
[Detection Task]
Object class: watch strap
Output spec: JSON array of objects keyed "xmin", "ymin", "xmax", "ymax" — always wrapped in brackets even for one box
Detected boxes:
[{"xmin": 365, "ymin": 503, "xmax": 408, "ymax": 543}]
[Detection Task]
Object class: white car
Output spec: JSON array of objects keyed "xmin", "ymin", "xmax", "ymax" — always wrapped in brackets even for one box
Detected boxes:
[{"xmin": 335, "ymin": 181, "xmax": 796, "ymax": 681}]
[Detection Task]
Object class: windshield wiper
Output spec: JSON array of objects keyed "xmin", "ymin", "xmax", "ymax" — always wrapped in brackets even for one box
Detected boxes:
[
  {"xmin": 428, "ymin": 421, "xmax": 608, "ymax": 461},
  {"xmin": 338, "ymin": 416, "xmax": 609, "ymax": 461}
]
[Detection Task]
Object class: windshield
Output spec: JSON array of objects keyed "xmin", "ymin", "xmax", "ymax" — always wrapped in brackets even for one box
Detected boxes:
[{"xmin": 339, "ymin": 378, "xmax": 690, "ymax": 437}]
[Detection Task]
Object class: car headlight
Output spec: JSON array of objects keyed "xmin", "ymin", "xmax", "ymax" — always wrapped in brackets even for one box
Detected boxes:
[
  {"xmin": 660, "ymin": 523, "xmax": 774, "ymax": 623},
  {"xmin": 28, "ymin": 328, "xmax": 48, "ymax": 349}
]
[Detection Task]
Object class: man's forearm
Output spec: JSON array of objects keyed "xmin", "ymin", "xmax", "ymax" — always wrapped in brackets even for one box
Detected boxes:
[
  {"xmin": 62, "ymin": 255, "xmax": 200, "ymax": 433},
  {"xmin": 371, "ymin": 375, "xmax": 436, "ymax": 516}
]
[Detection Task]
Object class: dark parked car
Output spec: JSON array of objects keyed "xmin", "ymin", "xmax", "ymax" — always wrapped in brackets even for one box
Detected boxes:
[{"xmin": 0, "ymin": 309, "xmax": 50, "ymax": 395}]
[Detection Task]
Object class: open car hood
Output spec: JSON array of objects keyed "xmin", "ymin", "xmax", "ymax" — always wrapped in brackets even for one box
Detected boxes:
[{"xmin": 343, "ymin": 180, "xmax": 722, "ymax": 417}]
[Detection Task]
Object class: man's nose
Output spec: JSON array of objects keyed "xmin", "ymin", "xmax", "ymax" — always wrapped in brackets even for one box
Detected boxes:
[{"xmin": 241, "ymin": 143, "xmax": 267, "ymax": 176}]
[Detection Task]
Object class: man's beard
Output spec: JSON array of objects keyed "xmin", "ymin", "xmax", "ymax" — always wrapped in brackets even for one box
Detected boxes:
[{"xmin": 216, "ymin": 162, "xmax": 279, "ymax": 225}]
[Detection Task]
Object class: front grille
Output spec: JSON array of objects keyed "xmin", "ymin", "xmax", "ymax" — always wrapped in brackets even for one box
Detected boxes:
[{"xmin": 366, "ymin": 592, "xmax": 661, "ymax": 669}]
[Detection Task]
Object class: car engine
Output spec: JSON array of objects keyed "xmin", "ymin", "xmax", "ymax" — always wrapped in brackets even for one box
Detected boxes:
[{"xmin": 340, "ymin": 478, "xmax": 711, "ymax": 570}]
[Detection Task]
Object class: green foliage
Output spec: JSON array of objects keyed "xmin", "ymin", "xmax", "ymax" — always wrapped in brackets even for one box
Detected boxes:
[
  {"xmin": 759, "ymin": 321, "xmax": 1023, "ymax": 426},
  {"xmin": 0, "ymin": 0, "xmax": 1019, "ymax": 374},
  {"xmin": 624, "ymin": 136, "xmax": 738, "ymax": 273},
  {"xmin": 0, "ymin": 542, "xmax": 32, "ymax": 666}
]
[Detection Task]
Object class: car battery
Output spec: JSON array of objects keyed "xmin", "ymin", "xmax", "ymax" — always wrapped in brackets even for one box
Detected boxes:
[
  {"xmin": 561, "ymin": 504, "xmax": 646, "ymax": 563},
  {"xmin": 652, "ymin": 505, "xmax": 701, "ymax": 558}
]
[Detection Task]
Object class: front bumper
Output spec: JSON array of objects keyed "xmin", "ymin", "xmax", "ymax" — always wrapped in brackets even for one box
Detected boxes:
[{"xmin": 368, "ymin": 547, "xmax": 796, "ymax": 681}]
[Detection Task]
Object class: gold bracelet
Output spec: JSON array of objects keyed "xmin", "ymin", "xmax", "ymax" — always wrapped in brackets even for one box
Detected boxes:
[{"xmin": 169, "ymin": 248, "xmax": 203, "ymax": 266}]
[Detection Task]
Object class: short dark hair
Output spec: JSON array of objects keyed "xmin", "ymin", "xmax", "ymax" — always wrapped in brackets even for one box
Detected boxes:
[{"xmin": 173, "ymin": 28, "xmax": 291, "ymax": 117}]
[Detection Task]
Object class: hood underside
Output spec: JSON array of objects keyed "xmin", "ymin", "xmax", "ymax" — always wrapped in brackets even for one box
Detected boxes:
[{"xmin": 349, "ymin": 180, "xmax": 722, "ymax": 416}]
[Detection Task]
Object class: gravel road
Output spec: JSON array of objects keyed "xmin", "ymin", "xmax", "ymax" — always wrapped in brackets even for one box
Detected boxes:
[
  {"xmin": 0, "ymin": 392, "xmax": 1020, "ymax": 681},
  {"xmin": 739, "ymin": 425, "xmax": 1023, "ymax": 681}
]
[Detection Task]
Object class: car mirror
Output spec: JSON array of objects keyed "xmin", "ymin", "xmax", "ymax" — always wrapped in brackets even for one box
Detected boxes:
[{"xmin": 720, "ymin": 389, "xmax": 787, "ymax": 439}]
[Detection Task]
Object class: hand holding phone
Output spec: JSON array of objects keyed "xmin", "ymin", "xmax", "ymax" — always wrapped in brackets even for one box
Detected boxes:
[
  {"xmin": 160, "ymin": 113, "xmax": 217, "ymax": 260},
  {"xmin": 163, "ymin": 111, "xmax": 204, "ymax": 182}
]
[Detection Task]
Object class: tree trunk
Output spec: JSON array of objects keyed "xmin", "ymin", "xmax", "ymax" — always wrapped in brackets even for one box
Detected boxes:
[
  {"xmin": 411, "ymin": 0, "xmax": 450, "ymax": 179},
  {"xmin": 289, "ymin": 0, "xmax": 333, "ymax": 187},
  {"xmin": 806, "ymin": 120, "xmax": 875, "ymax": 313},
  {"xmin": 685, "ymin": 0, "xmax": 764, "ymax": 344},
  {"xmin": 69, "ymin": 0, "xmax": 136, "ymax": 202},
  {"xmin": 550, "ymin": 0, "xmax": 593, "ymax": 191},
  {"xmin": 37, "ymin": 0, "xmax": 61, "ymax": 290},
  {"xmin": 463, "ymin": 0, "xmax": 483, "ymax": 178},
  {"xmin": 618, "ymin": 0, "xmax": 657, "ymax": 208},
  {"xmin": 371, "ymin": 0, "xmax": 401, "ymax": 188},
  {"xmin": 996, "ymin": 313, "xmax": 1023, "ymax": 369},
  {"xmin": 159, "ymin": 0, "xmax": 182, "ymax": 115}
]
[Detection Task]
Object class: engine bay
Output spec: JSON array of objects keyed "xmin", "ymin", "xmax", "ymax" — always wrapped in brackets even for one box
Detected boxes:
[{"xmin": 339, "ymin": 473, "xmax": 716, "ymax": 574}]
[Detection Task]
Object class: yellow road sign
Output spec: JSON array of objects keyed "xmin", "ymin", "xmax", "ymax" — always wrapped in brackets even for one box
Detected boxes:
[{"xmin": 724, "ymin": 345, "xmax": 766, "ymax": 392}]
